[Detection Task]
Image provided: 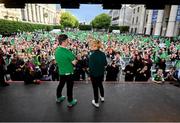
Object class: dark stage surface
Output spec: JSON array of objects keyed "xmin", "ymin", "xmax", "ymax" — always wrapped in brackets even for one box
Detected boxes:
[{"xmin": 0, "ymin": 82, "xmax": 180, "ymax": 122}]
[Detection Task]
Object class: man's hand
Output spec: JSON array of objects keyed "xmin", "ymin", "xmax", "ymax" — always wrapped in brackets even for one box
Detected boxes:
[{"xmin": 72, "ymin": 60, "xmax": 78, "ymax": 65}]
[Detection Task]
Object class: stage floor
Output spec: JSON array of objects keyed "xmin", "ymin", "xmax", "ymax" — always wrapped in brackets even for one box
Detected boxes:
[{"xmin": 0, "ymin": 82, "xmax": 180, "ymax": 122}]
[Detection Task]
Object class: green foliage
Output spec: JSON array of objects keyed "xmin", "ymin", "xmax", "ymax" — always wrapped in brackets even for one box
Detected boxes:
[
  {"xmin": 74, "ymin": 20, "xmax": 79, "ymax": 28},
  {"xmin": 53, "ymin": 25, "xmax": 63, "ymax": 29},
  {"xmin": 46, "ymin": 25, "xmax": 53, "ymax": 31},
  {"xmin": 91, "ymin": 13, "xmax": 111, "ymax": 29},
  {"xmin": 120, "ymin": 26, "xmax": 129, "ymax": 33},
  {"xmin": 79, "ymin": 25, "xmax": 92, "ymax": 31},
  {"xmin": 0, "ymin": 19, "xmax": 55, "ymax": 35},
  {"xmin": 60, "ymin": 12, "xmax": 79, "ymax": 28}
]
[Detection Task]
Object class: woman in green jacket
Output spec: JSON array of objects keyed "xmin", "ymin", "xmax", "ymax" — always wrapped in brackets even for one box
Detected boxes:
[{"xmin": 89, "ymin": 40, "xmax": 107, "ymax": 108}]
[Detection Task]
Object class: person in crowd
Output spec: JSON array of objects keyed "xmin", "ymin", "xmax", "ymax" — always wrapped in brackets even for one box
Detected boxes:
[
  {"xmin": 170, "ymin": 53, "xmax": 177, "ymax": 66},
  {"xmin": 114, "ymin": 52, "xmax": 125, "ymax": 70},
  {"xmin": 133, "ymin": 54, "xmax": 143, "ymax": 80},
  {"xmin": 7, "ymin": 58, "xmax": 18, "ymax": 81},
  {"xmin": 124, "ymin": 61, "xmax": 134, "ymax": 81},
  {"xmin": 113, "ymin": 52, "xmax": 125, "ymax": 81},
  {"xmin": 81, "ymin": 52, "xmax": 89, "ymax": 80},
  {"xmin": 0, "ymin": 48, "xmax": 9, "ymax": 87},
  {"xmin": 165, "ymin": 67, "xmax": 177, "ymax": 83},
  {"xmin": 34, "ymin": 49, "xmax": 41, "ymax": 67},
  {"xmin": 89, "ymin": 39, "xmax": 107, "ymax": 108},
  {"xmin": 156, "ymin": 58, "xmax": 166, "ymax": 73},
  {"xmin": 135, "ymin": 64, "xmax": 149, "ymax": 81},
  {"xmin": 174, "ymin": 69, "xmax": 180, "ymax": 87},
  {"xmin": 49, "ymin": 59, "xmax": 59, "ymax": 81},
  {"xmin": 143, "ymin": 54, "xmax": 153, "ymax": 80},
  {"xmin": 15, "ymin": 56, "xmax": 25, "ymax": 81},
  {"xmin": 55, "ymin": 34, "xmax": 77, "ymax": 107},
  {"xmin": 24, "ymin": 62, "xmax": 35, "ymax": 84},
  {"xmin": 24, "ymin": 61, "xmax": 41, "ymax": 84},
  {"xmin": 106, "ymin": 60, "xmax": 119, "ymax": 81},
  {"xmin": 73, "ymin": 54, "xmax": 84, "ymax": 81},
  {"xmin": 152, "ymin": 69, "xmax": 165, "ymax": 84},
  {"xmin": 40, "ymin": 61, "xmax": 49, "ymax": 81}
]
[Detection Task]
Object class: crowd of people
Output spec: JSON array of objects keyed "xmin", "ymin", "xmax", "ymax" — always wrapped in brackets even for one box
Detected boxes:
[{"xmin": 0, "ymin": 30, "xmax": 180, "ymax": 87}]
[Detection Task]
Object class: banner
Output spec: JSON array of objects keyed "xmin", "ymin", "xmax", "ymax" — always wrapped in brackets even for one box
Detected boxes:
[
  {"xmin": 176, "ymin": 5, "xmax": 180, "ymax": 22},
  {"xmin": 152, "ymin": 10, "xmax": 158, "ymax": 24}
]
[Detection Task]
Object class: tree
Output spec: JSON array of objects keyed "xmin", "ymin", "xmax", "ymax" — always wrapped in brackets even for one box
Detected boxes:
[
  {"xmin": 0, "ymin": 19, "xmax": 54, "ymax": 35},
  {"xmin": 91, "ymin": 13, "xmax": 111, "ymax": 29},
  {"xmin": 60, "ymin": 11, "xmax": 79, "ymax": 28},
  {"xmin": 74, "ymin": 19, "xmax": 79, "ymax": 28},
  {"xmin": 120, "ymin": 26, "xmax": 129, "ymax": 33},
  {"xmin": 79, "ymin": 25, "xmax": 91, "ymax": 30}
]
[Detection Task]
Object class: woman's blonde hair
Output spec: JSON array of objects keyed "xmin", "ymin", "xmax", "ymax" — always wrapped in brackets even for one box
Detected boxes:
[{"xmin": 90, "ymin": 39, "xmax": 102, "ymax": 50}]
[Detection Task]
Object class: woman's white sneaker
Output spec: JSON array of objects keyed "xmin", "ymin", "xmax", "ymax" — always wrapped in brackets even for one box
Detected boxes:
[
  {"xmin": 100, "ymin": 97, "xmax": 104, "ymax": 102},
  {"xmin": 92, "ymin": 100, "xmax": 99, "ymax": 108}
]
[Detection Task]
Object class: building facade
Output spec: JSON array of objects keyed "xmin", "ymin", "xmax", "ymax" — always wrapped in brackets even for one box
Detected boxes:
[
  {"xmin": 0, "ymin": 4, "xmax": 22, "ymax": 21},
  {"xmin": 0, "ymin": 4, "xmax": 59, "ymax": 25},
  {"xmin": 109, "ymin": 5, "xmax": 133, "ymax": 26},
  {"xmin": 21, "ymin": 4, "xmax": 58, "ymax": 25},
  {"xmin": 130, "ymin": 5, "xmax": 180, "ymax": 37},
  {"xmin": 129, "ymin": 5, "xmax": 146, "ymax": 34}
]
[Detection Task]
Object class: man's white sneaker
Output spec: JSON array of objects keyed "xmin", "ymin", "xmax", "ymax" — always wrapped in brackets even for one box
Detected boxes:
[
  {"xmin": 92, "ymin": 100, "xmax": 99, "ymax": 108},
  {"xmin": 100, "ymin": 97, "xmax": 104, "ymax": 102}
]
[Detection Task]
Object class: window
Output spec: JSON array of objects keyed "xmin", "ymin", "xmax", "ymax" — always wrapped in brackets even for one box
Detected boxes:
[
  {"xmin": 113, "ymin": 16, "xmax": 119, "ymax": 21},
  {"xmin": 135, "ymin": 28, "xmax": 137, "ymax": 33},
  {"xmin": 132, "ymin": 17, "xmax": 134, "ymax": 24},
  {"xmin": 137, "ymin": 7, "xmax": 140, "ymax": 12},
  {"xmin": 136, "ymin": 17, "xmax": 138, "ymax": 24},
  {"xmin": 133, "ymin": 9, "xmax": 135, "ymax": 14},
  {"xmin": 146, "ymin": 15, "xmax": 148, "ymax": 23},
  {"xmin": 131, "ymin": 28, "xmax": 133, "ymax": 33}
]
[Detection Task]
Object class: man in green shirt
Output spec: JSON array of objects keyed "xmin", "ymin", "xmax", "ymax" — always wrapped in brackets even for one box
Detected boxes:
[{"xmin": 55, "ymin": 34, "xmax": 77, "ymax": 107}]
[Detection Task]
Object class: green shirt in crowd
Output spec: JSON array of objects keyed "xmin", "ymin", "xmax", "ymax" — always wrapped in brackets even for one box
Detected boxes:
[
  {"xmin": 55, "ymin": 46, "xmax": 75, "ymax": 75},
  {"xmin": 153, "ymin": 74, "xmax": 164, "ymax": 81}
]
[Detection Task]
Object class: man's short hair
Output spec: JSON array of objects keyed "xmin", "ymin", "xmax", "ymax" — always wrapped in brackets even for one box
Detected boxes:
[{"xmin": 58, "ymin": 34, "xmax": 68, "ymax": 44}]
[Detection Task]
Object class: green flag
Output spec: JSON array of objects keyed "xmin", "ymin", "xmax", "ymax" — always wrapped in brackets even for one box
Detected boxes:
[
  {"xmin": 18, "ymin": 36, "xmax": 23, "ymax": 42},
  {"xmin": 4, "ymin": 37, "xmax": 8, "ymax": 42},
  {"xmin": 0, "ymin": 35, "xmax": 2, "ymax": 42},
  {"xmin": 176, "ymin": 44, "xmax": 180, "ymax": 50},
  {"xmin": 160, "ymin": 52, "xmax": 169, "ymax": 59},
  {"xmin": 175, "ymin": 60, "xmax": 180, "ymax": 69},
  {"xmin": 10, "ymin": 38, "xmax": 15, "ymax": 45},
  {"xmin": 26, "ymin": 35, "xmax": 32, "ymax": 42},
  {"xmin": 143, "ymin": 38, "xmax": 150, "ymax": 42},
  {"xmin": 165, "ymin": 39, "xmax": 171, "ymax": 48},
  {"xmin": 27, "ymin": 47, "xmax": 33, "ymax": 54}
]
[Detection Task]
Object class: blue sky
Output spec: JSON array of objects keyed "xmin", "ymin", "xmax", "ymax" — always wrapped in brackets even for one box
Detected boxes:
[{"xmin": 60, "ymin": 4, "xmax": 108, "ymax": 24}]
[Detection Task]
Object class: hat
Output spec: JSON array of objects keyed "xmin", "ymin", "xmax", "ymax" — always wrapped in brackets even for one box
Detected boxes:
[{"xmin": 58, "ymin": 34, "xmax": 68, "ymax": 44}]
